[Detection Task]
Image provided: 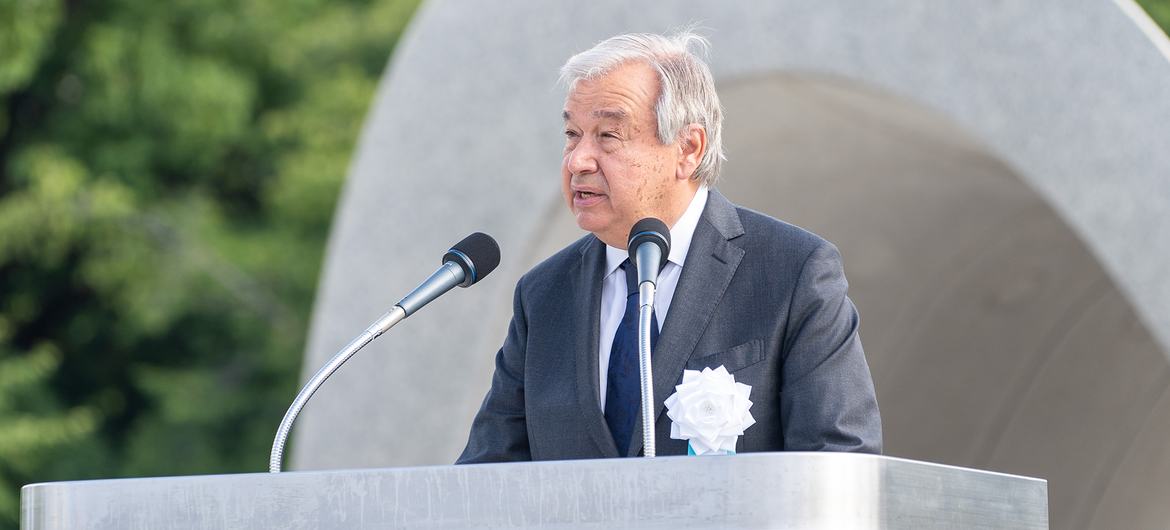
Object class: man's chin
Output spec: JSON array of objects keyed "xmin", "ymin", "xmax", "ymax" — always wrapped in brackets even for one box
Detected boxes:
[
  {"xmin": 575, "ymin": 219, "xmax": 630, "ymax": 248},
  {"xmin": 574, "ymin": 216, "xmax": 610, "ymax": 239},
  {"xmin": 573, "ymin": 212, "xmax": 601, "ymax": 232}
]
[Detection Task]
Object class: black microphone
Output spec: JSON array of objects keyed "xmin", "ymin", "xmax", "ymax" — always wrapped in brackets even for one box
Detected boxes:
[
  {"xmin": 269, "ymin": 231, "xmax": 500, "ymax": 472},
  {"xmin": 627, "ymin": 218, "xmax": 670, "ymax": 289},
  {"xmin": 626, "ymin": 218, "xmax": 670, "ymax": 458},
  {"xmin": 397, "ymin": 232, "xmax": 501, "ymax": 316}
]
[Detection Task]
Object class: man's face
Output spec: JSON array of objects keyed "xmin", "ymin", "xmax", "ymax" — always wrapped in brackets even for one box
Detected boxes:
[{"xmin": 561, "ymin": 61, "xmax": 689, "ymax": 249}]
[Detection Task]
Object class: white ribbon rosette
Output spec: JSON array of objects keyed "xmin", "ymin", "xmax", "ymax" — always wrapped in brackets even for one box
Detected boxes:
[{"xmin": 663, "ymin": 365, "xmax": 756, "ymax": 455}]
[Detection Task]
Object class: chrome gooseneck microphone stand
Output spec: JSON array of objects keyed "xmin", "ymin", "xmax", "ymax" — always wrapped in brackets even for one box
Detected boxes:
[
  {"xmin": 268, "ymin": 232, "xmax": 499, "ymax": 473},
  {"xmin": 637, "ymin": 272, "xmax": 659, "ymax": 458},
  {"xmin": 268, "ymin": 306, "xmax": 407, "ymax": 473}
]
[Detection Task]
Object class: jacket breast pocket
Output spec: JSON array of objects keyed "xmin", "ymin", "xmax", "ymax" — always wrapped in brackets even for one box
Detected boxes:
[{"xmin": 685, "ymin": 339, "xmax": 764, "ymax": 374}]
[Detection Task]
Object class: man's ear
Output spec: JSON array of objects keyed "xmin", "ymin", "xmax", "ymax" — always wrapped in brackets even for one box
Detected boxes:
[{"xmin": 676, "ymin": 124, "xmax": 707, "ymax": 181}]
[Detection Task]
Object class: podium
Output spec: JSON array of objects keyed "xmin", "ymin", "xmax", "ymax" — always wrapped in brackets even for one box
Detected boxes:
[{"xmin": 22, "ymin": 452, "xmax": 1047, "ymax": 529}]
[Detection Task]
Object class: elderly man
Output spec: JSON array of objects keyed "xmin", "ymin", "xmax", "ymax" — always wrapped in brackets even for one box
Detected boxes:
[{"xmin": 458, "ymin": 32, "xmax": 880, "ymax": 462}]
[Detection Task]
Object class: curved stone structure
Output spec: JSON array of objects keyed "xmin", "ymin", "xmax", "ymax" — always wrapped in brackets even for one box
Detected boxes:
[{"xmin": 292, "ymin": 1, "xmax": 1170, "ymax": 528}]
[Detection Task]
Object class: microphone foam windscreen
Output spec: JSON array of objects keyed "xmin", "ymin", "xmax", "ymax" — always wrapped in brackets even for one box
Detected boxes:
[
  {"xmin": 627, "ymin": 217, "xmax": 670, "ymax": 270},
  {"xmin": 445, "ymin": 232, "xmax": 501, "ymax": 285}
]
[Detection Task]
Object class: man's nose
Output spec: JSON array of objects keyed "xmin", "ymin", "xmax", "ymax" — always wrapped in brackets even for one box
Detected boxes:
[{"xmin": 565, "ymin": 139, "xmax": 599, "ymax": 175}]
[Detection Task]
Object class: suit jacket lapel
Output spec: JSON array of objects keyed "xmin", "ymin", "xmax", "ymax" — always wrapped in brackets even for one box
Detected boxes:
[
  {"xmin": 628, "ymin": 189, "xmax": 745, "ymax": 456},
  {"xmin": 571, "ymin": 235, "xmax": 621, "ymax": 457}
]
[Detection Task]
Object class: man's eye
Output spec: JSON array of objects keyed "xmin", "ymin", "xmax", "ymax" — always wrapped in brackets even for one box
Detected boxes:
[
  {"xmin": 601, "ymin": 132, "xmax": 619, "ymax": 139},
  {"xmin": 564, "ymin": 130, "xmax": 580, "ymax": 140}
]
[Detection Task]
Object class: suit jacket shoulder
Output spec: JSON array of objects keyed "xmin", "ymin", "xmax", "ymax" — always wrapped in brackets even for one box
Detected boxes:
[
  {"xmin": 516, "ymin": 233, "xmax": 598, "ymax": 296},
  {"xmin": 731, "ymin": 203, "xmax": 838, "ymax": 276}
]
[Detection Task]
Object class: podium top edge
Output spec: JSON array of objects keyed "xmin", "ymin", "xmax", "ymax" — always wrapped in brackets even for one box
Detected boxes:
[
  {"xmin": 21, "ymin": 451, "xmax": 1046, "ymax": 491},
  {"xmin": 22, "ymin": 451, "xmax": 1049, "ymax": 530}
]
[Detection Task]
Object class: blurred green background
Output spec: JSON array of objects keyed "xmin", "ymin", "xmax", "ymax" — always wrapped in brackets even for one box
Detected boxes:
[
  {"xmin": 0, "ymin": 1, "xmax": 1166, "ymax": 528},
  {"xmin": 0, "ymin": 0, "xmax": 419, "ymax": 525}
]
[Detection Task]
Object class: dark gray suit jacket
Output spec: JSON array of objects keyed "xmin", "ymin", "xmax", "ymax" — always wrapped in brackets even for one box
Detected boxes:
[{"xmin": 458, "ymin": 190, "xmax": 881, "ymax": 462}]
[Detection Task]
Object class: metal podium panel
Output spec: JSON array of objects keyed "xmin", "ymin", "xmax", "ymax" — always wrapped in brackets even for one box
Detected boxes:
[{"xmin": 22, "ymin": 453, "xmax": 1047, "ymax": 529}]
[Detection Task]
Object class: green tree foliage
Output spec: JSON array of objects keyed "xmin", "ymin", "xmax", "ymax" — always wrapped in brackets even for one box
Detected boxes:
[
  {"xmin": 0, "ymin": 0, "xmax": 419, "ymax": 526},
  {"xmin": 0, "ymin": 338, "xmax": 97, "ymax": 521},
  {"xmin": 1138, "ymin": 0, "xmax": 1170, "ymax": 33}
]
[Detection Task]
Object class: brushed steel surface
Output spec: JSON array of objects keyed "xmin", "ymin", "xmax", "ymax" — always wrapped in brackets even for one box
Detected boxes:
[{"xmin": 23, "ymin": 453, "xmax": 1047, "ymax": 529}]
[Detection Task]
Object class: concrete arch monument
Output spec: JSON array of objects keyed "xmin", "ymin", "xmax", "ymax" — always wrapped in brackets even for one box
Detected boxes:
[{"xmin": 293, "ymin": 1, "xmax": 1170, "ymax": 527}]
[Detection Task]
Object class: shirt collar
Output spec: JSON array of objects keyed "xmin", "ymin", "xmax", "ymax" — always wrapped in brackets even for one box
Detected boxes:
[{"xmin": 605, "ymin": 185, "xmax": 709, "ymax": 277}]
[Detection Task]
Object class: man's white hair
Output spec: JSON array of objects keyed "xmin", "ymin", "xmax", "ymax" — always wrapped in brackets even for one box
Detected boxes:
[{"xmin": 559, "ymin": 31, "xmax": 726, "ymax": 186}]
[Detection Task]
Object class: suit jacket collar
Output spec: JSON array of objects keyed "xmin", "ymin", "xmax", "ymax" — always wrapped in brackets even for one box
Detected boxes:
[
  {"xmin": 572, "ymin": 234, "xmax": 620, "ymax": 457},
  {"xmin": 701, "ymin": 188, "xmax": 747, "ymax": 241}
]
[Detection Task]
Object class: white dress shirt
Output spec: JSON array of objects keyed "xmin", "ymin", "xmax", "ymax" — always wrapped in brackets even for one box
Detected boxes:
[{"xmin": 597, "ymin": 186, "xmax": 709, "ymax": 409}]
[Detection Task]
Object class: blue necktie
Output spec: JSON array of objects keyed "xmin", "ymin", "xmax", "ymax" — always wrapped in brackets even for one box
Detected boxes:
[{"xmin": 605, "ymin": 259, "xmax": 660, "ymax": 457}]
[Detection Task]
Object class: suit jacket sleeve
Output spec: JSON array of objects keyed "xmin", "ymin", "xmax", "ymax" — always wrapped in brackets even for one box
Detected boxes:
[
  {"xmin": 456, "ymin": 277, "xmax": 532, "ymax": 464},
  {"xmin": 780, "ymin": 241, "xmax": 882, "ymax": 453}
]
